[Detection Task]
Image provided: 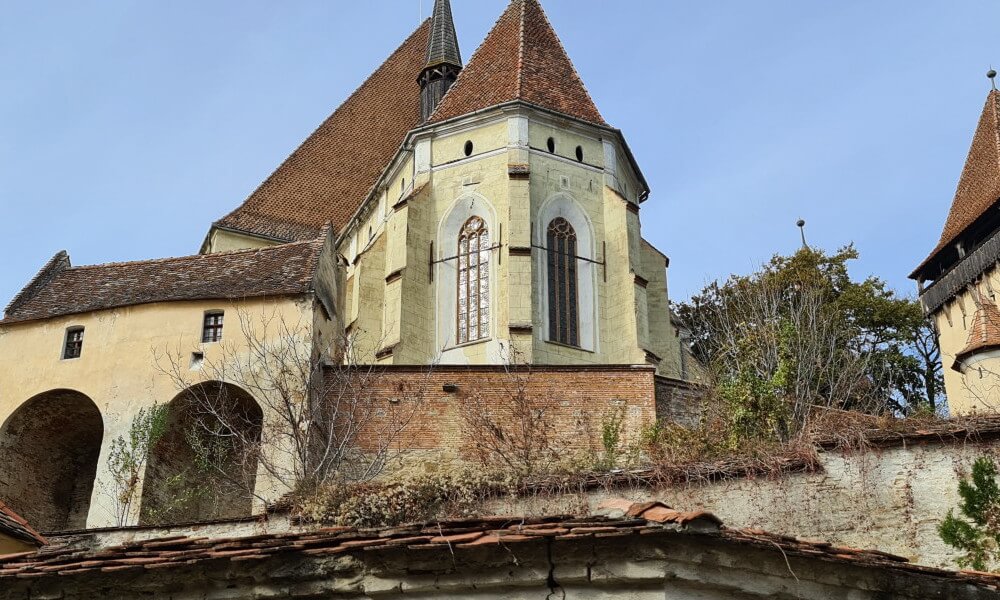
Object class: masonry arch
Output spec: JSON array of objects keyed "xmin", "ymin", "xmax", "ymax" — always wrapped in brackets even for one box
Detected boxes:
[
  {"xmin": 0, "ymin": 389, "xmax": 103, "ymax": 531},
  {"xmin": 139, "ymin": 382, "xmax": 263, "ymax": 525},
  {"xmin": 535, "ymin": 192, "xmax": 599, "ymax": 352},
  {"xmin": 435, "ymin": 192, "xmax": 499, "ymax": 353}
]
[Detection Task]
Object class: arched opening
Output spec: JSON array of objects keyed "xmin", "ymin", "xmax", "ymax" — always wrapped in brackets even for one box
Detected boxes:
[
  {"xmin": 464, "ymin": 140, "xmax": 474, "ymax": 157},
  {"xmin": 575, "ymin": 145, "xmax": 584, "ymax": 162},
  {"xmin": 0, "ymin": 390, "xmax": 103, "ymax": 531},
  {"xmin": 546, "ymin": 137, "xmax": 556, "ymax": 153},
  {"xmin": 547, "ymin": 217, "xmax": 580, "ymax": 346},
  {"xmin": 139, "ymin": 382, "xmax": 262, "ymax": 525}
]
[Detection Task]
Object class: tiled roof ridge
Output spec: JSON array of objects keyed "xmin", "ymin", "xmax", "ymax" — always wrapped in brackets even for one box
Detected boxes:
[
  {"xmin": 515, "ymin": 0, "xmax": 526, "ymax": 99},
  {"xmin": 4, "ymin": 499, "xmax": 1000, "ymax": 590},
  {"xmin": 425, "ymin": 1, "xmax": 516, "ymax": 124},
  {"xmin": 523, "ymin": 0, "xmax": 604, "ymax": 123},
  {"xmin": 0, "ymin": 500, "xmax": 47, "ymax": 547},
  {"xmin": 3, "ymin": 250, "xmax": 70, "ymax": 318},
  {"xmin": 64, "ymin": 238, "xmax": 323, "ymax": 273},
  {"xmin": 213, "ymin": 19, "xmax": 432, "ymax": 241}
]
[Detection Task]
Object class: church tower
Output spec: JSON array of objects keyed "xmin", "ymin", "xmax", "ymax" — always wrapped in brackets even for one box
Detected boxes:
[
  {"xmin": 912, "ymin": 87, "xmax": 1000, "ymax": 413},
  {"xmin": 418, "ymin": 0, "xmax": 462, "ymax": 122}
]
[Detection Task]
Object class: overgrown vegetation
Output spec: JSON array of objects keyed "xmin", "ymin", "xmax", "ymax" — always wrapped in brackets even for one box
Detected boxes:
[
  {"xmin": 104, "ymin": 404, "xmax": 169, "ymax": 527},
  {"xmin": 940, "ymin": 456, "xmax": 1000, "ymax": 572},
  {"xmin": 675, "ymin": 244, "xmax": 943, "ymax": 443}
]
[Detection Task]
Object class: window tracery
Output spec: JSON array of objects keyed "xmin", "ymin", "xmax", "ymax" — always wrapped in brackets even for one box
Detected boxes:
[
  {"xmin": 457, "ymin": 216, "xmax": 490, "ymax": 344},
  {"xmin": 547, "ymin": 217, "xmax": 579, "ymax": 346}
]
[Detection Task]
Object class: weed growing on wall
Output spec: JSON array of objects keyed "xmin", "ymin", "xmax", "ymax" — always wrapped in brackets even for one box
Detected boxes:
[{"xmin": 103, "ymin": 404, "xmax": 169, "ymax": 527}]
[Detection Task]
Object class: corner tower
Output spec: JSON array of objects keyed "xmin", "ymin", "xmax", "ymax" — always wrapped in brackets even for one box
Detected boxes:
[
  {"xmin": 418, "ymin": 0, "xmax": 462, "ymax": 122},
  {"xmin": 912, "ymin": 88, "xmax": 1000, "ymax": 413}
]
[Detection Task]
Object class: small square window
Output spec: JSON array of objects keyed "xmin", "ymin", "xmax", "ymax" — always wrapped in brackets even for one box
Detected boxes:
[
  {"xmin": 202, "ymin": 312, "xmax": 224, "ymax": 343},
  {"xmin": 63, "ymin": 327, "xmax": 84, "ymax": 359}
]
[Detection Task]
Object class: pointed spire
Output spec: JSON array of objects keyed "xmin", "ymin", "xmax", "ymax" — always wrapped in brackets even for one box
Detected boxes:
[
  {"xmin": 425, "ymin": 0, "xmax": 462, "ymax": 69},
  {"xmin": 912, "ymin": 89, "xmax": 1000, "ymax": 278},
  {"xmin": 427, "ymin": 0, "xmax": 605, "ymax": 126},
  {"xmin": 419, "ymin": 0, "xmax": 463, "ymax": 121}
]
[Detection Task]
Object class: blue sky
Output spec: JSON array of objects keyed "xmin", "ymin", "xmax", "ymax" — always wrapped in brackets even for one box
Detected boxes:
[{"xmin": 1, "ymin": 1, "xmax": 998, "ymax": 307}]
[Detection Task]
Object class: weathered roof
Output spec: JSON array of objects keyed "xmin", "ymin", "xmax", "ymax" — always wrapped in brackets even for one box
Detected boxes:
[
  {"xmin": 425, "ymin": 0, "xmax": 461, "ymax": 69},
  {"xmin": 1, "ymin": 499, "xmax": 998, "ymax": 592},
  {"xmin": 214, "ymin": 20, "xmax": 432, "ymax": 242},
  {"xmin": 0, "ymin": 501, "xmax": 46, "ymax": 548},
  {"xmin": 428, "ymin": 0, "xmax": 605, "ymax": 126},
  {"xmin": 913, "ymin": 90, "xmax": 1000, "ymax": 278},
  {"xmin": 2, "ymin": 239, "xmax": 324, "ymax": 325},
  {"xmin": 955, "ymin": 300, "xmax": 1000, "ymax": 366}
]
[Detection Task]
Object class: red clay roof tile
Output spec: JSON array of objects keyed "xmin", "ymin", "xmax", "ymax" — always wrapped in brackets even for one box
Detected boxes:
[
  {"xmin": 215, "ymin": 20, "xmax": 432, "ymax": 242},
  {"xmin": 0, "ymin": 502, "xmax": 46, "ymax": 548},
  {"xmin": 428, "ymin": 0, "xmax": 605, "ymax": 126},
  {"xmin": 2, "ymin": 238, "xmax": 324, "ymax": 324}
]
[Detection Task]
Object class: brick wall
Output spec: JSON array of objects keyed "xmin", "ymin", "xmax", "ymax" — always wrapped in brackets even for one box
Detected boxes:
[{"xmin": 337, "ymin": 365, "xmax": 657, "ymax": 470}]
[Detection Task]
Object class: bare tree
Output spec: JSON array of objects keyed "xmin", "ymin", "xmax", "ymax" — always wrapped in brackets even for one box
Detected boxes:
[
  {"xmin": 457, "ymin": 348, "xmax": 562, "ymax": 477},
  {"xmin": 688, "ymin": 282, "xmax": 889, "ymax": 439},
  {"xmin": 154, "ymin": 307, "xmax": 427, "ymax": 507}
]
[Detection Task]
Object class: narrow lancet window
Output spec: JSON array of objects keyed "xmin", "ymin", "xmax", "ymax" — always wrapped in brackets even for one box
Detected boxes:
[
  {"xmin": 457, "ymin": 216, "xmax": 490, "ymax": 344},
  {"xmin": 547, "ymin": 218, "xmax": 579, "ymax": 346}
]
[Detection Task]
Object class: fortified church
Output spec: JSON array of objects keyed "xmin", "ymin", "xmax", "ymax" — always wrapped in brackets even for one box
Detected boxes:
[
  {"xmin": 8, "ymin": 1, "xmax": 1000, "ymax": 598},
  {"xmin": 0, "ymin": 0, "xmax": 695, "ymax": 533}
]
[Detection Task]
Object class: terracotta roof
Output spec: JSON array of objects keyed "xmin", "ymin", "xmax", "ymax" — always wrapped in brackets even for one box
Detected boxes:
[
  {"xmin": 2, "ymin": 239, "xmax": 324, "ymax": 325},
  {"xmin": 0, "ymin": 501, "xmax": 46, "ymax": 548},
  {"xmin": 214, "ymin": 20, "xmax": 432, "ymax": 242},
  {"xmin": 955, "ymin": 300, "xmax": 1000, "ymax": 366},
  {"xmin": 913, "ymin": 91, "xmax": 1000, "ymax": 277},
  {"xmin": 1, "ymin": 499, "xmax": 998, "ymax": 591},
  {"xmin": 428, "ymin": 0, "xmax": 605, "ymax": 126}
]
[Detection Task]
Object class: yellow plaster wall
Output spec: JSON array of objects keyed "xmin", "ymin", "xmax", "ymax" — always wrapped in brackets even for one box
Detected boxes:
[
  {"xmin": 0, "ymin": 535, "xmax": 36, "ymax": 556},
  {"xmin": 527, "ymin": 122, "xmax": 604, "ymax": 169},
  {"xmin": 0, "ymin": 295, "xmax": 322, "ymax": 528},
  {"xmin": 204, "ymin": 229, "xmax": 279, "ymax": 254},
  {"xmin": 432, "ymin": 121, "xmax": 508, "ymax": 167},
  {"xmin": 933, "ymin": 266, "xmax": 1000, "ymax": 414}
]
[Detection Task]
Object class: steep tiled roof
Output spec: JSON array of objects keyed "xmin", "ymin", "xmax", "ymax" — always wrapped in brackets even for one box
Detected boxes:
[
  {"xmin": 913, "ymin": 91, "xmax": 1000, "ymax": 277},
  {"xmin": 1, "ymin": 500, "xmax": 998, "ymax": 591},
  {"xmin": 428, "ymin": 0, "xmax": 605, "ymax": 126},
  {"xmin": 2, "ymin": 240, "xmax": 324, "ymax": 325},
  {"xmin": 214, "ymin": 21, "xmax": 432, "ymax": 242},
  {"xmin": 0, "ymin": 501, "xmax": 46, "ymax": 548},
  {"xmin": 955, "ymin": 300, "xmax": 1000, "ymax": 366}
]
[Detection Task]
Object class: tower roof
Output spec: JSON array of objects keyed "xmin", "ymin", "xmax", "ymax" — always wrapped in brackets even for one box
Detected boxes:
[
  {"xmin": 955, "ymin": 300, "xmax": 1000, "ymax": 368},
  {"xmin": 213, "ymin": 20, "xmax": 431, "ymax": 242},
  {"xmin": 428, "ymin": 0, "xmax": 605, "ymax": 126},
  {"xmin": 912, "ymin": 90, "xmax": 1000, "ymax": 278},
  {"xmin": 425, "ymin": 0, "xmax": 462, "ymax": 70}
]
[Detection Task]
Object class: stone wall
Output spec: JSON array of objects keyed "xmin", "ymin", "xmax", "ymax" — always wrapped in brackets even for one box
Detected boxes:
[
  {"xmin": 653, "ymin": 375, "xmax": 705, "ymax": 426},
  {"xmin": 490, "ymin": 435, "xmax": 1000, "ymax": 569}
]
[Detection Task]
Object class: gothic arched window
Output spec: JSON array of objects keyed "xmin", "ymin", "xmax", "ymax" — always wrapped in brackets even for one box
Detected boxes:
[
  {"xmin": 457, "ymin": 216, "xmax": 490, "ymax": 344},
  {"xmin": 547, "ymin": 217, "xmax": 579, "ymax": 346}
]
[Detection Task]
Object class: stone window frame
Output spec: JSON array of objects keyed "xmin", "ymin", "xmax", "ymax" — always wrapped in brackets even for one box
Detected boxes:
[{"xmin": 535, "ymin": 192, "xmax": 598, "ymax": 353}]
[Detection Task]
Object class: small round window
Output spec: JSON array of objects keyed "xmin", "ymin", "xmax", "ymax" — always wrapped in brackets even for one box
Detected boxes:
[
  {"xmin": 464, "ymin": 140, "xmax": 474, "ymax": 157},
  {"xmin": 575, "ymin": 146, "xmax": 584, "ymax": 162},
  {"xmin": 546, "ymin": 137, "xmax": 556, "ymax": 153}
]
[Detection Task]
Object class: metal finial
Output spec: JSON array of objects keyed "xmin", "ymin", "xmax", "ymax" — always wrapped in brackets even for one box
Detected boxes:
[
  {"xmin": 797, "ymin": 219, "xmax": 810, "ymax": 250},
  {"xmin": 989, "ymin": 68, "xmax": 997, "ymax": 90}
]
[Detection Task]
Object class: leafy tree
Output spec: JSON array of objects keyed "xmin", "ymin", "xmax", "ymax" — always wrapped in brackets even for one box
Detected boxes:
[
  {"xmin": 939, "ymin": 456, "xmax": 1000, "ymax": 572},
  {"xmin": 675, "ymin": 245, "xmax": 943, "ymax": 439}
]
